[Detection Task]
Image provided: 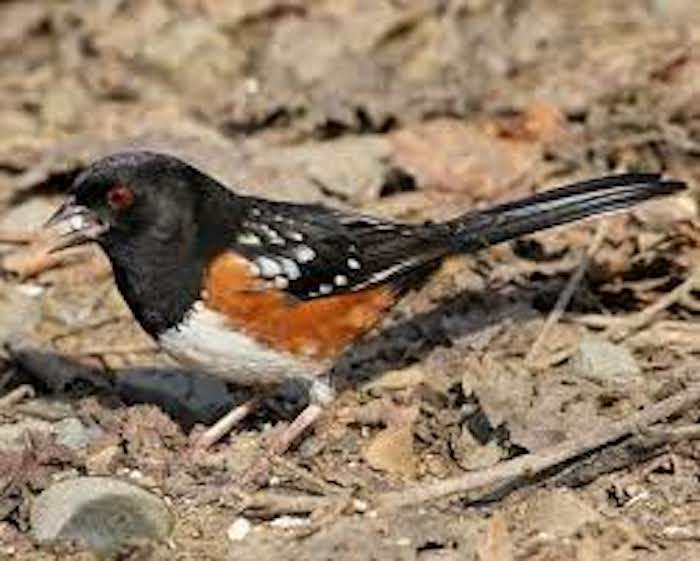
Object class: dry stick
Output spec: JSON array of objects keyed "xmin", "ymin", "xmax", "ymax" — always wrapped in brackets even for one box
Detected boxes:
[
  {"xmin": 72, "ymin": 344, "xmax": 158, "ymax": 356},
  {"xmin": 642, "ymin": 423, "xmax": 700, "ymax": 442},
  {"xmin": 526, "ymin": 222, "xmax": 608, "ymax": 366},
  {"xmin": 237, "ymin": 489, "xmax": 339, "ymax": 518},
  {"xmin": 269, "ymin": 454, "xmax": 345, "ymax": 497},
  {"xmin": 375, "ymin": 379, "xmax": 700, "ymax": 511},
  {"xmin": 0, "ymin": 230, "xmax": 37, "ymax": 244},
  {"xmin": 0, "ymin": 384, "xmax": 35, "ymax": 409},
  {"xmin": 603, "ymin": 266, "xmax": 700, "ymax": 341},
  {"xmin": 575, "ymin": 266, "xmax": 700, "ymax": 337},
  {"xmin": 1, "ymin": 240, "xmax": 91, "ymax": 279}
]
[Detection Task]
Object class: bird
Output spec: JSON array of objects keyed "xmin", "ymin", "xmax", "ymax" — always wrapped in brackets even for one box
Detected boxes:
[{"xmin": 43, "ymin": 150, "xmax": 686, "ymax": 452}]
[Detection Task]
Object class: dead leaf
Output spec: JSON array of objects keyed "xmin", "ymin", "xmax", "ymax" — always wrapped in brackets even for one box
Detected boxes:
[
  {"xmin": 489, "ymin": 102, "xmax": 567, "ymax": 144},
  {"xmin": 363, "ymin": 404, "xmax": 419, "ymax": 477},
  {"xmin": 478, "ymin": 512, "xmax": 513, "ymax": 561},
  {"xmin": 362, "ymin": 365, "xmax": 426, "ymax": 392},
  {"xmin": 389, "ymin": 112, "xmax": 568, "ymax": 200}
]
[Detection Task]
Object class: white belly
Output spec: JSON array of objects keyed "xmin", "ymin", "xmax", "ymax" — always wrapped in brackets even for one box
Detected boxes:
[{"xmin": 157, "ymin": 304, "xmax": 326, "ymax": 387}]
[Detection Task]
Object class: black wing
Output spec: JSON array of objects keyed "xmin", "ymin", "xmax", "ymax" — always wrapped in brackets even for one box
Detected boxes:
[{"xmin": 228, "ymin": 198, "xmax": 448, "ymax": 300}]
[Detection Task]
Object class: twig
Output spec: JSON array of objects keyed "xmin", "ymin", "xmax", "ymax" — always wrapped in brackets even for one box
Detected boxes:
[
  {"xmin": 237, "ymin": 489, "xmax": 340, "ymax": 518},
  {"xmin": 268, "ymin": 454, "xmax": 344, "ymax": 496},
  {"xmin": 526, "ymin": 223, "xmax": 607, "ymax": 366},
  {"xmin": 607, "ymin": 268, "xmax": 700, "ymax": 340},
  {"xmin": 375, "ymin": 378, "xmax": 700, "ymax": 511},
  {"xmin": 0, "ymin": 384, "xmax": 35, "ymax": 409},
  {"xmin": 72, "ymin": 344, "xmax": 157, "ymax": 357},
  {"xmin": 0, "ymin": 230, "xmax": 37, "ymax": 244},
  {"xmin": 575, "ymin": 266, "xmax": 700, "ymax": 340},
  {"xmin": 50, "ymin": 315, "xmax": 129, "ymax": 342},
  {"xmin": 0, "ymin": 240, "xmax": 91, "ymax": 279},
  {"xmin": 641, "ymin": 423, "xmax": 700, "ymax": 442}
]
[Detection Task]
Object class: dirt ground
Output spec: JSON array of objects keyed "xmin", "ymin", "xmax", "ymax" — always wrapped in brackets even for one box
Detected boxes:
[{"xmin": 1, "ymin": 1, "xmax": 700, "ymax": 560}]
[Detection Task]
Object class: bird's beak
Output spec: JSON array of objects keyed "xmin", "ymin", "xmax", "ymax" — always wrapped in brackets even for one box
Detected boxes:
[{"xmin": 42, "ymin": 197, "xmax": 108, "ymax": 253}]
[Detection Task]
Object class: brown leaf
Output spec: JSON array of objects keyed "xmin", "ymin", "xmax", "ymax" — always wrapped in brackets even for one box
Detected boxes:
[
  {"xmin": 363, "ymin": 404, "xmax": 419, "ymax": 477},
  {"xmin": 478, "ymin": 512, "xmax": 513, "ymax": 561},
  {"xmin": 389, "ymin": 110, "xmax": 568, "ymax": 201}
]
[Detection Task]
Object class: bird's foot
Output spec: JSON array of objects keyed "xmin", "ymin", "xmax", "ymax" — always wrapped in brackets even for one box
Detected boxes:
[
  {"xmin": 242, "ymin": 403, "xmax": 326, "ymax": 487},
  {"xmin": 191, "ymin": 396, "xmax": 262, "ymax": 450}
]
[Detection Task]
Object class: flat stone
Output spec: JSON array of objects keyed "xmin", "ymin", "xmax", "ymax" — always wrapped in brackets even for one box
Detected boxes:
[
  {"xmin": 31, "ymin": 476, "xmax": 173, "ymax": 553},
  {"xmin": 53, "ymin": 418, "xmax": 101, "ymax": 451},
  {"xmin": 0, "ymin": 416, "xmax": 98, "ymax": 452},
  {"xmin": 571, "ymin": 338, "xmax": 641, "ymax": 384}
]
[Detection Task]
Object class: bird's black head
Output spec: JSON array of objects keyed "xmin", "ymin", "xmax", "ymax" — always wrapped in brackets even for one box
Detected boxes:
[
  {"xmin": 46, "ymin": 151, "xmax": 212, "ymax": 252},
  {"xmin": 45, "ymin": 151, "xmax": 235, "ymax": 334}
]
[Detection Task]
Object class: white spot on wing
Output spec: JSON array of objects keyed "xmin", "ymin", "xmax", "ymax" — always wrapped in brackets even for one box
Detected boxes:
[
  {"xmin": 259, "ymin": 224, "xmax": 285, "ymax": 245},
  {"xmin": 319, "ymin": 284, "xmax": 333, "ymax": 295},
  {"xmin": 237, "ymin": 232, "xmax": 262, "ymax": 246},
  {"xmin": 273, "ymin": 276, "xmax": 289, "ymax": 289},
  {"xmin": 334, "ymin": 274, "xmax": 348, "ymax": 286},
  {"xmin": 347, "ymin": 258, "xmax": 361, "ymax": 270},
  {"xmin": 294, "ymin": 245, "xmax": 316, "ymax": 263},
  {"xmin": 255, "ymin": 256, "xmax": 282, "ymax": 278},
  {"xmin": 278, "ymin": 257, "xmax": 301, "ymax": 280}
]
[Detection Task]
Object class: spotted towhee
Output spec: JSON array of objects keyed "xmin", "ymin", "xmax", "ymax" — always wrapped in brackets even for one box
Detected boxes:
[{"xmin": 44, "ymin": 151, "xmax": 686, "ymax": 451}]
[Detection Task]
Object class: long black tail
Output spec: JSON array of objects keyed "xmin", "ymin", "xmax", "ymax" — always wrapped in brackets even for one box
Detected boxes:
[{"xmin": 446, "ymin": 173, "xmax": 686, "ymax": 253}]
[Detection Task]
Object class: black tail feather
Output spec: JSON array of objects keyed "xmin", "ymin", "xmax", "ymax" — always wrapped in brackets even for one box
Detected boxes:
[{"xmin": 447, "ymin": 173, "xmax": 686, "ymax": 253}]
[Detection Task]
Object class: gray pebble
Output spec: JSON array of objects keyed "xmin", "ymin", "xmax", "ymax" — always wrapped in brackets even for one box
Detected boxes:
[{"xmin": 31, "ymin": 476, "xmax": 173, "ymax": 553}]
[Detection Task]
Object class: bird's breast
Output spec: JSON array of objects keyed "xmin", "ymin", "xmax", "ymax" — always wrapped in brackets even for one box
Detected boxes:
[{"xmin": 157, "ymin": 304, "xmax": 327, "ymax": 386}]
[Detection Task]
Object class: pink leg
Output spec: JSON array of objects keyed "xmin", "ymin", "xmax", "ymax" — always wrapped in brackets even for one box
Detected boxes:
[
  {"xmin": 267, "ymin": 403, "xmax": 325, "ymax": 454},
  {"xmin": 242, "ymin": 397, "xmax": 330, "ymax": 485},
  {"xmin": 194, "ymin": 396, "xmax": 261, "ymax": 450}
]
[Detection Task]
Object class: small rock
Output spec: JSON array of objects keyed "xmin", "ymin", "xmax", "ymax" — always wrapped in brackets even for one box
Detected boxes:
[
  {"xmin": 450, "ymin": 428, "xmax": 503, "ymax": 471},
  {"xmin": 227, "ymin": 517, "xmax": 252, "ymax": 542},
  {"xmin": 571, "ymin": 338, "xmax": 641, "ymax": 384},
  {"xmin": 31, "ymin": 476, "xmax": 173, "ymax": 553},
  {"xmin": 0, "ymin": 416, "xmax": 97, "ymax": 452},
  {"xmin": 53, "ymin": 418, "xmax": 102, "ymax": 451}
]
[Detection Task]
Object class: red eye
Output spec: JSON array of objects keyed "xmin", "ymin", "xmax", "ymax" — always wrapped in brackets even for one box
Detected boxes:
[{"xmin": 107, "ymin": 184, "xmax": 135, "ymax": 211}]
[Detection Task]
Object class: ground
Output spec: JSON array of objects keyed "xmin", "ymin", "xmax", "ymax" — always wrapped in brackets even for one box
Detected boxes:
[{"xmin": 1, "ymin": 1, "xmax": 700, "ymax": 560}]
